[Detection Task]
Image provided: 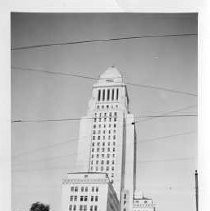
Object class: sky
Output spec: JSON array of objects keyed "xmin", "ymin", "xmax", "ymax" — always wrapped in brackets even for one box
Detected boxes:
[{"xmin": 11, "ymin": 13, "xmax": 197, "ymax": 211}]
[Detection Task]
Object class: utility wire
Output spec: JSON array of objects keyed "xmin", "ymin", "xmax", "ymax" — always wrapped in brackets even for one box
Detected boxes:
[
  {"xmin": 12, "ymin": 129, "xmax": 196, "ymax": 161},
  {"xmin": 11, "ymin": 114, "xmax": 197, "ymax": 124},
  {"xmin": 136, "ymin": 104, "xmax": 197, "ymax": 123},
  {"xmin": 12, "ymin": 136, "xmax": 88, "ymax": 158},
  {"xmin": 140, "ymin": 131, "xmax": 196, "ymax": 143},
  {"xmin": 11, "ymin": 33, "xmax": 197, "ymax": 51},
  {"xmin": 12, "ymin": 66, "xmax": 197, "ymax": 97},
  {"xmin": 13, "ymin": 156, "xmax": 194, "ymax": 171}
]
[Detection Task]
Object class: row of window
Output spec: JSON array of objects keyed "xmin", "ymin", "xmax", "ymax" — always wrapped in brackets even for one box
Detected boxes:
[
  {"xmin": 69, "ymin": 205, "xmax": 98, "ymax": 211},
  {"xmin": 70, "ymin": 195, "xmax": 98, "ymax": 202},
  {"xmin": 93, "ymin": 123, "xmax": 116, "ymax": 129},
  {"xmin": 92, "ymin": 141, "xmax": 115, "ymax": 147},
  {"xmin": 91, "ymin": 160, "xmax": 115, "ymax": 165},
  {"xmin": 97, "ymin": 88, "xmax": 119, "ymax": 102},
  {"xmin": 93, "ymin": 117, "xmax": 117, "ymax": 123},
  {"xmin": 90, "ymin": 165, "xmax": 115, "ymax": 172},
  {"xmin": 91, "ymin": 153, "xmax": 115, "ymax": 159},
  {"xmin": 96, "ymin": 104, "xmax": 118, "ymax": 110},
  {"xmin": 70, "ymin": 186, "xmax": 99, "ymax": 192},
  {"xmin": 92, "ymin": 129, "xmax": 116, "ymax": 135},
  {"xmin": 92, "ymin": 135, "xmax": 116, "ymax": 140},
  {"xmin": 94, "ymin": 112, "xmax": 117, "ymax": 117},
  {"xmin": 91, "ymin": 147, "xmax": 115, "ymax": 153}
]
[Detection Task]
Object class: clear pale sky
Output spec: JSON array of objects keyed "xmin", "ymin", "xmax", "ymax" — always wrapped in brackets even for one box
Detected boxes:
[{"xmin": 11, "ymin": 13, "xmax": 197, "ymax": 211}]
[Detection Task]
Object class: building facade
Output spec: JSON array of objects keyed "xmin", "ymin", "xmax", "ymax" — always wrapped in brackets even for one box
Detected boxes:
[
  {"xmin": 133, "ymin": 191, "xmax": 155, "ymax": 211},
  {"xmin": 77, "ymin": 66, "xmax": 136, "ymax": 211},
  {"xmin": 62, "ymin": 66, "xmax": 155, "ymax": 211},
  {"xmin": 62, "ymin": 173, "xmax": 120, "ymax": 211}
]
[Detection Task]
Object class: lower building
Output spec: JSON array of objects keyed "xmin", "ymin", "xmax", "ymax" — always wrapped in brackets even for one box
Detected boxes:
[
  {"xmin": 62, "ymin": 172, "xmax": 120, "ymax": 211},
  {"xmin": 133, "ymin": 191, "xmax": 155, "ymax": 211}
]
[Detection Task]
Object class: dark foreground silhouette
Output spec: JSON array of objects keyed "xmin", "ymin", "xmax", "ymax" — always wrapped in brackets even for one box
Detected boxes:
[{"xmin": 30, "ymin": 202, "xmax": 50, "ymax": 211}]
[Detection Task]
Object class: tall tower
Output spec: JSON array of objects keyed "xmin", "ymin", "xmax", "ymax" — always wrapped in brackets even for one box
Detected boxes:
[{"xmin": 77, "ymin": 66, "xmax": 136, "ymax": 211}]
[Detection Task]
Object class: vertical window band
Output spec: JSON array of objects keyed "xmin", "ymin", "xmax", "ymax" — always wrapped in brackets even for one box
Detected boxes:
[{"xmin": 98, "ymin": 89, "xmax": 101, "ymax": 101}]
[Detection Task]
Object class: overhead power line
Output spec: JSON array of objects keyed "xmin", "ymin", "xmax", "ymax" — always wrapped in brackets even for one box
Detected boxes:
[
  {"xmin": 13, "ymin": 154, "xmax": 194, "ymax": 169},
  {"xmin": 12, "ymin": 136, "xmax": 88, "ymax": 158},
  {"xmin": 136, "ymin": 104, "xmax": 197, "ymax": 123},
  {"xmin": 12, "ymin": 66, "xmax": 197, "ymax": 97},
  {"xmin": 140, "ymin": 131, "xmax": 196, "ymax": 143},
  {"xmin": 11, "ymin": 33, "xmax": 197, "ymax": 51},
  {"xmin": 11, "ymin": 114, "xmax": 197, "ymax": 124}
]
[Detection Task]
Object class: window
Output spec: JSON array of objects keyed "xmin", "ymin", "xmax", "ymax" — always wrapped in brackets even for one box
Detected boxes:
[
  {"xmin": 107, "ymin": 89, "xmax": 110, "ymax": 101},
  {"xmin": 94, "ymin": 206, "xmax": 98, "ymax": 211},
  {"xmin": 112, "ymin": 166, "xmax": 114, "ymax": 171},
  {"xmin": 92, "ymin": 136, "xmax": 95, "ymax": 140},
  {"xmin": 84, "ymin": 205, "xmax": 87, "ymax": 211},
  {"xmin": 84, "ymin": 196, "xmax": 88, "ymax": 201},
  {"xmin": 112, "ymin": 89, "xmax": 114, "ymax": 100},
  {"xmin": 75, "ymin": 187, "xmax": 78, "ymax": 192},
  {"xmin": 95, "ymin": 196, "xmax": 98, "ymax": 201},
  {"xmin": 114, "ymin": 124, "xmax": 116, "ymax": 128},
  {"xmin": 116, "ymin": 89, "xmax": 119, "ymax": 100},
  {"xmin": 107, "ymin": 160, "xmax": 109, "ymax": 164},
  {"xmin": 113, "ymin": 135, "xmax": 116, "ymax": 140},
  {"xmin": 85, "ymin": 187, "xmax": 88, "ymax": 192},
  {"xmin": 98, "ymin": 130, "xmax": 100, "ymax": 134},
  {"xmin": 97, "ymin": 136, "xmax": 100, "ymax": 140},
  {"xmin": 106, "ymin": 166, "xmax": 109, "ymax": 171},
  {"xmin": 73, "ymin": 205, "xmax": 76, "ymax": 211},
  {"xmin": 91, "ymin": 196, "xmax": 94, "ymax": 201},
  {"xmin": 69, "ymin": 205, "xmax": 72, "ymax": 211},
  {"xmin": 70, "ymin": 196, "xmax": 73, "ymax": 201},
  {"xmin": 114, "ymin": 118, "xmax": 117, "ymax": 122},
  {"xmin": 93, "ymin": 124, "xmax": 96, "ymax": 128},
  {"xmin": 106, "ymin": 105, "xmax": 109, "ymax": 108},
  {"xmin": 101, "ymin": 166, "xmax": 104, "ymax": 171},
  {"xmin": 109, "ymin": 118, "xmax": 111, "ymax": 122},
  {"xmin": 96, "ymin": 187, "xmax": 99, "ymax": 192},
  {"xmin": 112, "ymin": 160, "xmax": 115, "ymax": 164},
  {"xmin": 79, "ymin": 205, "xmax": 82, "ymax": 211},
  {"xmin": 92, "ymin": 148, "xmax": 94, "ymax": 152},
  {"xmin": 74, "ymin": 196, "xmax": 77, "ymax": 201},
  {"xmin": 71, "ymin": 186, "xmax": 74, "ymax": 191},
  {"xmin": 102, "ymin": 142, "xmax": 105, "ymax": 146},
  {"xmin": 92, "ymin": 143, "xmax": 94, "ymax": 146},
  {"xmin": 80, "ymin": 196, "xmax": 84, "ymax": 201},
  {"xmin": 98, "ymin": 90, "xmax": 101, "ymax": 101},
  {"xmin": 102, "ymin": 89, "xmax": 105, "ymax": 101},
  {"xmin": 93, "ymin": 130, "xmax": 96, "ymax": 134},
  {"xmin": 92, "ymin": 187, "xmax": 94, "ymax": 192},
  {"xmin": 90, "ymin": 205, "xmax": 93, "ymax": 211},
  {"xmin": 96, "ymin": 154, "xmax": 99, "ymax": 158},
  {"xmin": 113, "ymin": 148, "xmax": 115, "ymax": 152},
  {"xmin": 113, "ymin": 142, "xmax": 116, "ymax": 146}
]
